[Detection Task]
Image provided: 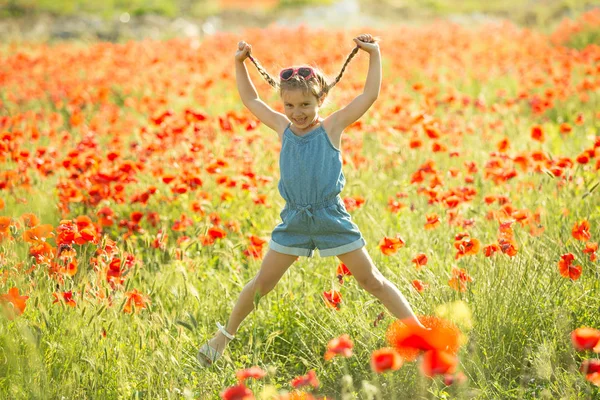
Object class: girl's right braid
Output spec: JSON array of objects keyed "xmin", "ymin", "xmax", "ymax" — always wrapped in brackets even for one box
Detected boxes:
[
  {"xmin": 327, "ymin": 46, "xmax": 359, "ymax": 92},
  {"xmin": 248, "ymin": 55, "xmax": 280, "ymax": 90}
]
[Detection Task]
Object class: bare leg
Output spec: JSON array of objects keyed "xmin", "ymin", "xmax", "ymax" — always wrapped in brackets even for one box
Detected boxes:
[
  {"xmin": 337, "ymin": 247, "xmax": 426, "ymax": 328},
  {"xmin": 201, "ymin": 249, "xmax": 299, "ymax": 360}
]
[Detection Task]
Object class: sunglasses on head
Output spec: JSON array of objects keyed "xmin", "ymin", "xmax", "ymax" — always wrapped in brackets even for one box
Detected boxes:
[{"xmin": 279, "ymin": 66, "xmax": 316, "ymax": 81}]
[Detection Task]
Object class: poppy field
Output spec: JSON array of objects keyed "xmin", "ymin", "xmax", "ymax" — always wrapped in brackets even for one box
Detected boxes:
[{"xmin": 1, "ymin": 9, "xmax": 600, "ymax": 400}]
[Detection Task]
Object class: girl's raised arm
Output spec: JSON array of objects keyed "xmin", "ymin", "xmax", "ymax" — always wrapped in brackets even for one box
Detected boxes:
[
  {"xmin": 235, "ymin": 41, "xmax": 289, "ymax": 135},
  {"xmin": 328, "ymin": 35, "xmax": 381, "ymax": 135}
]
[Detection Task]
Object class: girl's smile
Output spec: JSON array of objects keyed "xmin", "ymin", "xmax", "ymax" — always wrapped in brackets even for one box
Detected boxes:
[{"xmin": 281, "ymin": 89, "xmax": 323, "ymax": 133}]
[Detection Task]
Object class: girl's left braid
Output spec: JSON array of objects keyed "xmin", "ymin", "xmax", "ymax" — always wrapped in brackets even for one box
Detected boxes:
[{"xmin": 248, "ymin": 56, "xmax": 280, "ymax": 90}]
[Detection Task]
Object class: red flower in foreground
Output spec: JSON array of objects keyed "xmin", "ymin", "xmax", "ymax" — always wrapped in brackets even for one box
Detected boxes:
[
  {"xmin": 220, "ymin": 383, "xmax": 254, "ymax": 400},
  {"xmin": 420, "ymin": 349, "xmax": 458, "ymax": 377},
  {"xmin": 580, "ymin": 359, "xmax": 600, "ymax": 387},
  {"xmin": 291, "ymin": 370, "xmax": 319, "ymax": 389},
  {"xmin": 571, "ymin": 327, "xmax": 600, "ymax": 351},
  {"xmin": 236, "ymin": 366, "xmax": 267, "ymax": 382},
  {"xmin": 370, "ymin": 347, "xmax": 403, "ymax": 373},
  {"xmin": 324, "ymin": 334, "xmax": 353, "ymax": 361},
  {"xmin": 385, "ymin": 316, "xmax": 461, "ymax": 362}
]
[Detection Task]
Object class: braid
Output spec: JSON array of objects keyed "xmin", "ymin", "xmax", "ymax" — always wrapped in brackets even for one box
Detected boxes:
[
  {"xmin": 326, "ymin": 46, "xmax": 359, "ymax": 93},
  {"xmin": 248, "ymin": 55, "xmax": 280, "ymax": 90}
]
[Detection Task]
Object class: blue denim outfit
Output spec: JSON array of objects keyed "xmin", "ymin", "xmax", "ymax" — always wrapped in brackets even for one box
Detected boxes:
[{"xmin": 269, "ymin": 122, "xmax": 366, "ymax": 257}]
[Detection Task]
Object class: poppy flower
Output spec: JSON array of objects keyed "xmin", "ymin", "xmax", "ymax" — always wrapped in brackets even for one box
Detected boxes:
[
  {"xmin": 291, "ymin": 370, "xmax": 319, "ymax": 389},
  {"xmin": 1, "ymin": 287, "xmax": 28, "ymax": 319},
  {"xmin": 52, "ymin": 291, "xmax": 76, "ymax": 307},
  {"xmin": 323, "ymin": 289, "xmax": 342, "ymax": 310},
  {"xmin": 412, "ymin": 253, "xmax": 428, "ymax": 269},
  {"xmin": 378, "ymin": 235, "xmax": 405, "ymax": 255},
  {"xmin": 581, "ymin": 359, "xmax": 600, "ymax": 374},
  {"xmin": 571, "ymin": 327, "xmax": 600, "ymax": 351},
  {"xmin": 370, "ymin": 347, "xmax": 403, "ymax": 373},
  {"xmin": 220, "ymin": 383, "xmax": 254, "ymax": 400},
  {"xmin": 483, "ymin": 243, "xmax": 500, "ymax": 257},
  {"xmin": 454, "ymin": 237, "xmax": 480, "ymax": 259},
  {"xmin": 0, "ymin": 216, "xmax": 13, "ymax": 241},
  {"xmin": 558, "ymin": 253, "xmax": 582, "ymax": 281},
  {"xmin": 572, "ymin": 220, "xmax": 591, "ymax": 241},
  {"xmin": 530, "ymin": 125, "xmax": 545, "ymax": 142},
  {"xmin": 123, "ymin": 289, "xmax": 150, "ymax": 313},
  {"xmin": 385, "ymin": 316, "xmax": 461, "ymax": 362},
  {"xmin": 412, "ymin": 279, "xmax": 429, "ymax": 292},
  {"xmin": 424, "ymin": 214, "xmax": 441, "ymax": 230},
  {"xmin": 583, "ymin": 242, "xmax": 598, "ymax": 261},
  {"xmin": 324, "ymin": 334, "xmax": 353, "ymax": 360},
  {"xmin": 419, "ymin": 349, "xmax": 458, "ymax": 377},
  {"xmin": 236, "ymin": 366, "xmax": 267, "ymax": 382},
  {"xmin": 336, "ymin": 262, "xmax": 352, "ymax": 284},
  {"xmin": 448, "ymin": 267, "xmax": 473, "ymax": 292}
]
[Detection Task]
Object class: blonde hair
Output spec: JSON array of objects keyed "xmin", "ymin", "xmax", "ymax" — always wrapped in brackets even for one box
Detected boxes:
[{"xmin": 248, "ymin": 46, "xmax": 360, "ymax": 102}]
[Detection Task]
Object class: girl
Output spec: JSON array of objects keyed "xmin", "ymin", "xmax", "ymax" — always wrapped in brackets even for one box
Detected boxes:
[{"xmin": 198, "ymin": 34, "xmax": 428, "ymax": 367}]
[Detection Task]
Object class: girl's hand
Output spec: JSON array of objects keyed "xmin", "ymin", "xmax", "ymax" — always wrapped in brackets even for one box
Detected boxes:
[
  {"xmin": 235, "ymin": 41, "xmax": 252, "ymax": 62},
  {"xmin": 353, "ymin": 34, "xmax": 380, "ymax": 54}
]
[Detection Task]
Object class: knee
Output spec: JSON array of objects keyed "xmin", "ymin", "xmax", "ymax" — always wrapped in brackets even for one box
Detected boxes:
[{"xmin": 357, "ymin": 272, "xmax": 386, "ymax": 294}]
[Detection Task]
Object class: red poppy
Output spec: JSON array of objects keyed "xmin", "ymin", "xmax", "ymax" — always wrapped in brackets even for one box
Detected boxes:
[
  {"xmin": 370, "ymin": 347, "xmax": 403, "ymax": 373},
  {"xmin": 52, "ymin": 291, "xmax": 76, "ymax": 307},
  {"xmin": 530, "ymin": 125, "xmax": 545, "ymax": 142},
  {"xmin": 583, "ymin": 242, "xmax": 598, "ymax": 261},
  {"xmin": 290, "ymin": 370, "xmax": 319, "ymax": 389},
  {"xmin": 424, "ymin": 214, "xmax": 441, "ymax": 230},
  {"xmin": 412, "ymin": 279, "xmax": 429, "ymax": 292},
  {"xmin": 419, "ymin": 349, "xmax": 458, "ymax": 377},
  {"xmin": 236, "ymin": 366, "xmax": 267, "ymax": 382},
  {"xmin": 378, "ymin": 235, "xmax": 405, "ymax": 255},
  {"xmin": 454, "ymin": 237, "xmax": 480, "ymax": 259},
  {"xmin": 220, "ymin": 383, "xmax": 254, "ymax": 400},
  {"xmin": 412, "ymin": 253, "xmax": 428, "ymax": 269},
  {"xmin": 1, "ymin": 287, "xmax": 28, "ymax": 319},
  {"xmin": 324, "ymin": 334, "xmax": 353, "ymax": 360},
  {"xmin": 448, "ymin": 267, "xmax": 473, "ymax": 292},
  {"xmin": 571, "ymin": 327, "xmax": 600, "ymax": 351},
  {"xmin": 123, "ymin": 289, "xmax": 149, "ymax": 313},
  {"xmin": 323, "ymin": 289, "xmax": 342, "ymax": 310},
  {"xmin": 385, "ymin": 316, "xmax": 461, "ymax": 362},
  {"xmin": 572, "ymin": 220, "xmax": 591, "ymax": 241},
  {"xmin": 483, "ymin": 243, "xmax": 500, "ymax": 257},
  {"xmin": 558, "ymin": 253, "xmax": 582, "ymax": 281}
]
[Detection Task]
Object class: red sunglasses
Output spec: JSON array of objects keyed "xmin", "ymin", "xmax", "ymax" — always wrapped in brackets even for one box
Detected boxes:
[{"xmin": 279, "ymin": 66, "xmax": 316, "ymax": 81}]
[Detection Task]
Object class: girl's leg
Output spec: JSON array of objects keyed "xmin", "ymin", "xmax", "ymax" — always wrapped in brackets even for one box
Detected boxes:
[
  {"xmin": 337, "ymin": 247, "xmax": 425, "ymax": 328},
  {"xmin": 203, "ymin": 248, "xmax": 299, "ymax": 356}
]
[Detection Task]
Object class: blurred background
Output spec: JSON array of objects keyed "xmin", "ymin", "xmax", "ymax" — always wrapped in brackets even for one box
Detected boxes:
[{"xmin": 0, "ymin": 0, "xmax": 598, "ymax": 42}]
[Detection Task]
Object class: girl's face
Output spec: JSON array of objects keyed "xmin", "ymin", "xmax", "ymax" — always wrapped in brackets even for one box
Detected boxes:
[{"xmin": 281, "ymin": 89, "xmax": 323, "ymax": 130}]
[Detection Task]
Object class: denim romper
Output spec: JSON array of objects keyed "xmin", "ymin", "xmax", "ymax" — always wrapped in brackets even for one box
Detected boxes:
[{"xmin": 269, "ymin": 121, "xmax": 367, "ymax": 257}]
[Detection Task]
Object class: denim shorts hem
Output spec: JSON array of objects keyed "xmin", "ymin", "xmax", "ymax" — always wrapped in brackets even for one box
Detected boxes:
[
  {"xmin": 318, "ymin": 238, "xmax": 366, "ymax": 257},
  {"xmin": 269, "ymin": 239, "xmax": 314, "ymax": 257}
]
